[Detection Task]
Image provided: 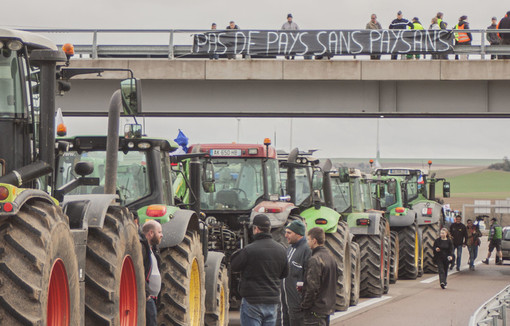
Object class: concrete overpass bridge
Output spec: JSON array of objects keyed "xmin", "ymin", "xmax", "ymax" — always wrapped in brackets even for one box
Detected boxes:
[{"xmin": 59, "ymin": 59, "xmax": 510, "ymax": 118}]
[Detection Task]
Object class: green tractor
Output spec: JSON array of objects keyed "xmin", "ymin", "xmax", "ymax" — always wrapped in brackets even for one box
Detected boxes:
[
  {"xmin": 0, "ymin": 29, "xmax": 146, "ymax": 325},
  {"xmin": 54, "ymin": 131, "xmax": 229, "ymax": 325},
  {"xmin": 374, "ymin": 166, "xmax": 450, "ymax": 276},
  {"xmin": 280, "ymin": 149, "xmax": 359, "ymax": 310},
  {"xmin": 326, "ymin": 166, "xmax": 391, "ymax": 298}
]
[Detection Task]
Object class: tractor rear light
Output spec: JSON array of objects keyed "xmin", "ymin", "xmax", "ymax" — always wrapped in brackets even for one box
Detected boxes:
[
  {"xmin": 2, "ymin": 202, "xmax": 13, "ymax": 212},
  {"xmin": 0, "ymin": 186, "xmax": 8, "ymax": 201},
  {"xmin": 265, "ymin": 208, "xmax": 282, "ymax": 213},
  {"xmin": 427, "ymin": 208, "xmax": 432, "ymax": 215},
  {"xmin": 137, "ymin": 142, "xmax": 151, "ymax": 149},
  {"xmin": 248, "ymin": 148, "xmax": 258, "ymax": 155},
  {"xmin": 7, "ymin": 40, "xmax": 22, "ymax": 51},
  {"xmin": 315, "ymin": 218, "xmax": 328, "ymax": 225},
  {"xmin": 424, "ymin": 220, "xmax": 431, "ymax": 223},
  {"xmin": 146, "ymin": 205, "xmax": 167, "ymax": 217},
  {"xmin": 356, "ymin": 218, "xmax": 371, "ymax": 226},
  {"xmin": 395, "ymin": 207, "xmax": 405, "ymax": 213}
]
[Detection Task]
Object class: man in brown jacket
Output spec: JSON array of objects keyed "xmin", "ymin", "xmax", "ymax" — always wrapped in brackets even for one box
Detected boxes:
[{"xmin": 300, "ymin": 227, "xmax": 337, "ymax": 326}]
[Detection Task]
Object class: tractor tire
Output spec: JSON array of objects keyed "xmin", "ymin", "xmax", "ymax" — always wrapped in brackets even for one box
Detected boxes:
[
  {"xmin": 417, "ymin": 227, "xmax": 424, "ymax": 278},
  {"xmin": 325, "ymin": 220, "xmax": 351, "ymax": 311},
  {"xmin": 389, "ymin": 231, "xmax": 399, "ymax": 284},
  {"xmin": 158, "ymin": 231, "xmax": 206, "ymax": 326},
  {"xmin": 205, "ymin": 263, "xmax": 229, "ymax": 326},
  {"xmin": 383, "ymin": 235, "xmax": 390, "ymax": 295},
  {"xmin": 85, "ymin": 205, "xmax": 145, "ymax": 326},
  {"xmin": 421, "ymin": 223, "xmax": 440, "ymax": 274},
  {"xmin": 0, "ymin": 198, "xmax": 80, "ymax": 325},
  {"xmin": 397, "ymin": 223, "xmax": 420, "ymax": 280},
  {"xmin": 356, "ymin": 218, "xmax": 386, "ymax": 298},
  {"xmin": 349, "ymin": 241, "xmax": 360, "ymax": 306}
]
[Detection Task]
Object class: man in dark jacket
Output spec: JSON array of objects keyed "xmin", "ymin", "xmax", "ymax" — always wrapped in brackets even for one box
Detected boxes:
[
  {"xmin": 488, "ymin": 17, "xmax": 500, "ymax": 59},
  {"xmin": 140, "ymin": 220, "xmax": 163, "ymax": 326},
  {"xmin": 497, "ymin": 11, "xmax": 510, "ymax": 59},
  {"xmin": 449, "ymin": 215, "xmax": 468, "ymax": 271},
  {"xmin": 281, "ymin": 220, "xmax": 311, "ymax": 326},
  {"xmin": 231, "ymin": 214, "xmax": 289, "ymax": 325},
  {"xmin": 301, "ymin": 227, "xmax": 337, "ymax": 326},
  {"xmin": 389, "ymin": 10, "xmax": 414, "ymax": 60}
]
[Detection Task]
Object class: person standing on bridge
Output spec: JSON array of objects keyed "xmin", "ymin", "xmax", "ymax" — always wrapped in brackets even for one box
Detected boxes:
[
  {"xmin": 282, "ymin": 14, "xmax": 299, "ymax": 60},
  {"xmin": 141, "ymin": 220, "xmax": 163, "ymax": 326},
  {"xmin": 482, "ymin": 218, "xmax": 503, "ymax": 265},
  {"xmin": 226, "ymin": 21, "xmax": 240, "ymax": 59},
  {"xmin": 366, "ymin": 14, "xmax": 382, "ymax": 60},
  {"xmin": 453, "ymin": 15, "xmax": 472, "ymax": 60},
  {"xmin": 497, "ymin": 11, "xmax": 510, "ymax": 59},
  {"xmin": 433, "ymin": 228, "xmax": 454, "ymax": 289},
  {"xmin": 466, "ymin": 219, "xmax": 482, "ymax": 271},
  {"xmin": 280, "ymin": 220, "xmax": 311, "ymax": 326},
  {"xmin": 301, "ymin": 227, "xmax": 337, "ymax": 326},
  {"xmin": 231, "ymin": 214, "xmax": 289, "ymax": 326},
  {"xmin": 389, "ymin": 10, "xmax": 414, "ymax": 60},
  {"xmin": 449, "ymin": 215, "xmax": 468, "ymax": 271},
  {"xmin": 487, "ymin": 17, "xmax": 500, "ymax": 60}
]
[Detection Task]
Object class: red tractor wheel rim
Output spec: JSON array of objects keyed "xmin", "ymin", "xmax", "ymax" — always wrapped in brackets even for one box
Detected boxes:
[
  {"xmin": 120, "ymin": 256, "xmax": 138, "ymax": 326},
  {"xmin": 47, "ymin": 259, "xmax": 70, "ymax": 326}
]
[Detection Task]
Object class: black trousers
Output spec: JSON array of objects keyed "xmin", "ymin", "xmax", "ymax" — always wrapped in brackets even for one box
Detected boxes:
[{"xmin": 437, "ymin": 259, "xmax": 449, "ymax": 285}]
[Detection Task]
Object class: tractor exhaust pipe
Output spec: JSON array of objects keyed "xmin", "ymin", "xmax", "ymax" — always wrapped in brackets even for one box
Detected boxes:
[
  {"xmin": 104, "ymin": 90, "xmax": 122, "ymax": 196},
  {"xmin": 0, "ymin": 161, "xmax": 52, "ymax": 187}
]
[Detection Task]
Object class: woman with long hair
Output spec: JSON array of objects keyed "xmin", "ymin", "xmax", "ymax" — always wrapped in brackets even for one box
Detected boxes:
[{"xmin": 433, "ymin": 228, "xmax": 454, "ymax": 289}]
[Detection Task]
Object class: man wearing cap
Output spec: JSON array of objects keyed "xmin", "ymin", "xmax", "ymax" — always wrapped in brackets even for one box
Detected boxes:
[
  {"xmin": 231, "ymin": 214, "xmax": 289, "ymax": 326},
  {"xmin": 281, "ymin": 220, "xmax": 311, "ymax": 326},
  {"xmin": 487, "ymin": 17, "xmax": 500, "ymax": 59},
  {"xmin": 482, "ymin": 218, "xmax": 503, "ymax": 265},
  {"xmin": 389, "ymin": 11, "xmax": 414, "ymax": 59}
]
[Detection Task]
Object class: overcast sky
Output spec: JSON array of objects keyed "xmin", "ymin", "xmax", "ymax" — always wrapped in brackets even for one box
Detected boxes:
[{"xmin": 5, "ymin": 1, "xmax": 510, "ymax": 160}]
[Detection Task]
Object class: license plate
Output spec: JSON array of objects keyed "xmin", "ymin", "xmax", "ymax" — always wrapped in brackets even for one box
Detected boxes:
[{"xmin": 210, "ymin": 149, "xmax": 242, "ymax": 157}]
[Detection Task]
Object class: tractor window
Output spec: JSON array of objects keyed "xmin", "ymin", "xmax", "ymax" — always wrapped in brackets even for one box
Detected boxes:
[
  {"xmin": 331, "ymin": 176, "xmax": 350, "ymax": 213},
  {"xmin": 55, "ymin": 150, "xmax": 151, "ymax": 206},
  {"xmin": 351, "ymin": 178, "xmax": 363, "ymax": 212},
  {"xmin": 294, "ymin": 166, "xmax": 311, "ymax": 206},
  {"xmin": 160, "ymin": 151, "xmax": 173, "ymax": 206},
  {"xmin": 0, "ymin": 49, "xmax": 24, "ymax": 117},
  {"xmin": 201, "ymin": 158, "xmax": 266, "ymax": 210},
  {"xmin": 265, "ymin": 159, "xmax": 281, "ymax": 199},
  {"xmin": 361, "ymin": 181, "xmax": 373, "ymax": 210},
  {"xmin": 406, "ymin": 175, "xmax": 419, "ymax": 202}
]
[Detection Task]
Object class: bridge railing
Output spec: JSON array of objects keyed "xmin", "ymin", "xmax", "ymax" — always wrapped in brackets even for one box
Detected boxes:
[
  {"xmin": 22, "ymin": 28, "xmax": 510, "ymax": 60},
  {"xmin": 469, "ymin": 285, "xmax": 510, "ymax": 326}
]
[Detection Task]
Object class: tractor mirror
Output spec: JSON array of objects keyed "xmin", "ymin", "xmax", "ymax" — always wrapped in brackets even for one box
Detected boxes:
[
  {"xmin": 124, "ymin": 124, "xmax": 142, "ymax": 139},
  {"xmin": 202, "ymin": 161, "xmax": 216, "ymax": 193},
  {"xmin": 443, "ymin": 182, "xmax": 450, "ymax": 198},
  {"xmin": 120, "ymin": 78, "xmax": 141, "ymax": 116},
  {"xmin": 387, "ymin": 179, "xmax": 397, "ymax": 194},
  {"xmin": 312, "ymin": 170, "xmax": 323, "ymax": 191},
  {"xmin": 74, "ymin": 161, "xmax": 94, "ymax": 177}
]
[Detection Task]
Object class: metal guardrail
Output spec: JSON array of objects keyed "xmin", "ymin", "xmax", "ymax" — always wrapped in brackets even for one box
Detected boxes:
[
  {"xmin": 22, "ymin": 28, "xmax": 510, "ymax": 60},
  {"xmin": 469, "ymin": 285, "xmax": 510, "ymax": 326}
]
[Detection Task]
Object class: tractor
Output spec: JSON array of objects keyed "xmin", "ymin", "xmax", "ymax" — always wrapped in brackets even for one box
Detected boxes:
[
  {"xmin": 279, "ymin": 149, "xmax": 360, "ymax": 310},
  {"xmin": 0, "ymin": 29, "xmax": 145, "ymax": 325},
  {"xmin": 373, "ymin": 165, "xmax": 450, "ymax": 276}
]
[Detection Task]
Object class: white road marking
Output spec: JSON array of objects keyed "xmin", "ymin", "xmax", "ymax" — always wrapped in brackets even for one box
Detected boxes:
[
  {"xmin": 330, "ymin": 296, "xmax": 391, "ymax": 320},
  {"xmin": 420, "ymin": 261, "xmax": 482, "ymax": 284}
]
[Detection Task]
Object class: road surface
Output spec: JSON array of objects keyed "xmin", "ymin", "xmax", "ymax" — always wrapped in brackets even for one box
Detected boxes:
[{"xmin": 228, "ymin": 240, "xmax": 510, "ymax": 326}]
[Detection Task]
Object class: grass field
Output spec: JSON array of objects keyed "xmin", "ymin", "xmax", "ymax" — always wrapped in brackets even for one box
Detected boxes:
[{"xmin": 438, "ymin": 169, "xmax": 510, "ymax": 199}]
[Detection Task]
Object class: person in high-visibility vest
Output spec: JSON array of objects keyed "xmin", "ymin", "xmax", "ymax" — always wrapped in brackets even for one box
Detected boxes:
[
  {"xmin": 436, "ymin": 12, "xmax": 448, "ymax": 30},
  {"xmin": 497, "ymin": 11, "xmax": 510, "ymax": 59},
  {"xmin": 482, "ymin": 218, "xmax": 503, "ymax": 265},
  {"xmin": 454, "ymin": 15, "xmax": 472, "ymax": 60},
  {"xmin": 407, "ymin": 17, "xmax": 424, "ymax": 60}
]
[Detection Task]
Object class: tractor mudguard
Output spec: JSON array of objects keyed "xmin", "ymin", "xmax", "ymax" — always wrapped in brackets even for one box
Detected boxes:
[
  {"xmin": 0, "ymin": 186, "xmax": 56, "ymax": 217},
  {"xmin": 300, "ymin": 206, "xmax": 340, "ymax": 233},
  {"xmin": 61, "ymin": 194, "xmax": 117, "ymax": 229},
  {"xmin": 348, "ymin": 212, "xmax": 384, "ymax": 235},
  {"xmin": 204, "ymin": 251, "xmax": 226, "ymax": 314},
  {"xmin": 159, "ymin": 209, "xmax": 200, "ymax": 249},
  {"xmin": 388, "ymin": 210, "xmax": 415, "ymax": 228},
  {"xmin": 413, "ymin": 201, "xmax": 442, "ymax": 225},
  {"xmin": 250, "ymin": 201, "xmax": 297, "ymax": 228}
]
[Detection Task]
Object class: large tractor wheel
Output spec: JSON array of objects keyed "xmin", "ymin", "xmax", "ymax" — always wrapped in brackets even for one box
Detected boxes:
[
  {"xmin": 205, "ymin": 263, "xmax": 229, "ymax": 326},
  {"xmin": 389, "ymin": 231, "xmax": 399, "ymax": 284},
  {"xmin": 0, "ymin": 198, "xmax": 80, "ymax": 325},
  {"xmin": 356, "ymin": 219, "xmax": 386, "ymax": 298},
  {"xmin": 85, "ymin": 205, "xmax": 145, "ymax": 326},
  {"xmin": 397, "ymin": 223, "xmax": 421, "ymax": 280},
  {"xmin": 383, "ymin": 235, "xmax": 390, "ymax": 295},
  {"xmin": 324, "ymin": 220, "xmax": 351, "ymax": 311},
  {"xmin": 349, "ymin": 241, "xmax": 361, "ymax": 306},
  {"xmin": 158, "ymin": 231, "xmax": 205, "ymax": 326},
  {"xmin": 421, "ymin": 223, "xmax": 440, "ymax": 273},
  {"xmin": 417, "ymin": 227, "xmax": 424, "ymax": 277}
]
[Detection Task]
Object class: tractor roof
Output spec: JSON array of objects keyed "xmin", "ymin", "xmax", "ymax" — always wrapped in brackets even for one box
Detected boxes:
[
  {"xmin": 188, "ymin": 143, "xmax": 277, "ymax": 159},
  {"xmin": 0, "ymin": 28, "xmax": 57, "ymax": 50},
  {"xmin": 58, "ymin": 136, "xmax": 179, "ymax": 152}
]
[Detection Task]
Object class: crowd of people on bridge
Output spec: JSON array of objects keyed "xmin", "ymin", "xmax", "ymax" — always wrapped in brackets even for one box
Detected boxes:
[{"xmin": 209, "ymin": 10, "xmax": 510, "ymax": 60}]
